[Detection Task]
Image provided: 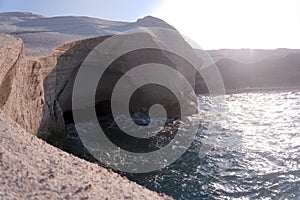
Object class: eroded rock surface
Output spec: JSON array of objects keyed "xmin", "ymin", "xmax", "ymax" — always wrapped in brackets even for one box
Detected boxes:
[
  {"xmin": 0, "ymin": 34, "xmax": 44, "ymax": 137},
  {"xmin": 0, "ymin": 111, "xmax": 171, "ymax": 200},
  {"xmin": 0, "ymin": 14, "xmax": 200, "ymax": 148}
]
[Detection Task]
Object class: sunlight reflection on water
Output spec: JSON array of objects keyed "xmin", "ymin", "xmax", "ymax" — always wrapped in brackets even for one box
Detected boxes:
[
  {"xmin": 127, "ymin": 90, "xmax": 300, "ymax": 199},
  {"xmin": 64, "ymin": 90, "xmax": 300, "ymax": 199}
]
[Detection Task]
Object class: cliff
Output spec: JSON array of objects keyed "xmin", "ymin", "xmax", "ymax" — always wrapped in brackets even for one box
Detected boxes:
[
  {"xmin": 0, "ymin": 34, "xmax": 44, "ymax": 137},
  {"xmin": 0, "ymin": 13, "xmax": 200, "ymax": 148}
]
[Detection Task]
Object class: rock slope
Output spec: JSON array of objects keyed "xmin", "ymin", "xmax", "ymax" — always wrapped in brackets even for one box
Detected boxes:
[
  {"xmin": 0, "ymin": 112, "xmax": 171, "ymax": 200},
  {"xmin": 0, "ymin": 12, "xmax": 175, "ymax": 57}
]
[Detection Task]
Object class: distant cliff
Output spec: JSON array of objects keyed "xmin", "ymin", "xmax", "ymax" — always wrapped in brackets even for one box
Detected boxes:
[{"xmin": 195, "ymin": 49, "xmax": 300, "ymax": 93}]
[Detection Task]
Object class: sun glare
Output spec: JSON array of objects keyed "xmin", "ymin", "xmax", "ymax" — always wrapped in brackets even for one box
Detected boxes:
[{"xmin": 152, "ymin": 0, "xmax": 300, "ymax": 49}]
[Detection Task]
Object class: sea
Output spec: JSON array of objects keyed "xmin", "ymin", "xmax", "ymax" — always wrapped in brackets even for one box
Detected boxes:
[{"xmin": 64, "ymin": 89, "xmax": 300, "ymax": 199}]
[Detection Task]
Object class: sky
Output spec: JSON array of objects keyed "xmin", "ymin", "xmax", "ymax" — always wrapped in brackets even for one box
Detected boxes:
[{"xmin": 0, "ymin": 0, "xmax": 300, "ymax": 49}]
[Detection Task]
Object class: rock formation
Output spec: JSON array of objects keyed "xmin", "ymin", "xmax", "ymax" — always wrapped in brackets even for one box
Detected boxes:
[
  {"xmin": 0, "ymin": 34, "xmax": 44, "ymax": 138},
  {"xmin": 0, "ymin": 13, "xmax": 200, "ymax": 148}
]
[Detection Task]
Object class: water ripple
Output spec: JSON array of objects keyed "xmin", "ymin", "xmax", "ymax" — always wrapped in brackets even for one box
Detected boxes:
[{"xmin": 127, "ymin": 90, "xmax": 300, "ymax": 199}]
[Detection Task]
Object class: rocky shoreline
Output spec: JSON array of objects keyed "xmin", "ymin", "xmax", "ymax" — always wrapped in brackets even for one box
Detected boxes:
[{"xmin": 1, "ymin": 12, "xmax": 300, "ymax": 199}]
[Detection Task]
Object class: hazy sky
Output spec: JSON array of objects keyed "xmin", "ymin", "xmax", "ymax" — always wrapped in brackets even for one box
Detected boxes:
[{"xmin": 1, "ymin": 0, "xmax": 300, "ymax": 49}]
